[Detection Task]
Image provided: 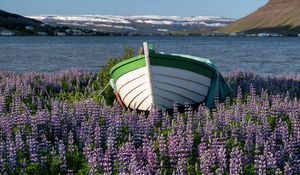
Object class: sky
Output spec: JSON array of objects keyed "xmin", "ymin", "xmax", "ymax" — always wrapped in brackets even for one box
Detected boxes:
[{"xmin": 1, "ymin": 0, "xmax": 268, "ymax": 18}]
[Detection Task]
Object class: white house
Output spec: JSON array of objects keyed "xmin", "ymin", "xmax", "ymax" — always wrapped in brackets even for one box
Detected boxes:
[
  {"xmin": 25, "ymin": 26, "xmax": 34, "ymax": 30},
  {"xmin": 72, "ymin": 29, "xmax": 85, "ymax": 36},
  {"xmin": 229, "ymin": 32, "xmax": 238, "ymax": 37},
  {"xmin": 257, "ymin": 33, "xmax": 270, "ymax": 37},
  {"xmin": 56, "ymin": 32, "xmax": 66, "ymax": 36},
  {"xmin": 0, "ymin": 30, "xmax": 15, "ymax": 36}
]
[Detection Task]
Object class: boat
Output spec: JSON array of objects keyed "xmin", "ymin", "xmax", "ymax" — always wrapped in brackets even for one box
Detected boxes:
[{"xmin": 109, "ymin": 42, "xmax": 231, "ymax": 111}]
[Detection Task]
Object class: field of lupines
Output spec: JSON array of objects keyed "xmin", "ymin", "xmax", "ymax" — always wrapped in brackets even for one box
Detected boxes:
[{"xmin": 0, "ymin": 69, "xmax": 299, "ymax": 175}]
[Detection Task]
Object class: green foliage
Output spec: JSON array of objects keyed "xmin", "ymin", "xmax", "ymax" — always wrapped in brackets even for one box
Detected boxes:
[
  {"xmin": 50, "ymin": 156, "xmax": 60, "ymax": 175},
  {"xmin": 25, "ymin": 163, "xmax": 40, "ymax": 175},
  {"xmin": 244, "ymin": 164, "xmax": 256, "ymax": 175},
  {"xmin": 76, "ymin": 162, "xmax": 89, "ymax": 175},
  {"xmin": 267, "ymin": 115, "xmax": 277, "ymax": 131},
  {"xmin": 280, "ymin": 114, "xmax": 292, "ymax": 134},
  {"xmin": 97, "ymin": 47, "xmax": 135, "ymax": 105},
  {"xmin": 66, "ymin": 150, "xmax": 86, "ymax": 174}
]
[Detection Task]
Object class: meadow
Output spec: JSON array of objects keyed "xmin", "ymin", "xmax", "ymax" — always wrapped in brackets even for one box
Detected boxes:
[{"xmin": 0, "ymin": 68, "xmax": 299, "ymax": 175}]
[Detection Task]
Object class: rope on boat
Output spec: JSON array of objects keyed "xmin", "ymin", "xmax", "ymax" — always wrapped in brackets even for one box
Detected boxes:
[{"xmin": 98, "ymin": 82, "xmax": 110, "ymax": 96}]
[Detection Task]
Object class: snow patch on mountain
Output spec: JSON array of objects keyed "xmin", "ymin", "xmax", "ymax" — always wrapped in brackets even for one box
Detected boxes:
[
  {"xmin": 29, "ymin": 15, "xmax": 234, "ymax": 26},
  {"xmin": 28, "ymin": 14, "xmax": 235, "ymax": 35}
]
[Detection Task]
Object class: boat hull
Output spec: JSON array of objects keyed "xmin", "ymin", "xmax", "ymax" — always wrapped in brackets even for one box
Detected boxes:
[{"xmin": 109, "ymin": 44, "xmax": 231, "ymax": 111}]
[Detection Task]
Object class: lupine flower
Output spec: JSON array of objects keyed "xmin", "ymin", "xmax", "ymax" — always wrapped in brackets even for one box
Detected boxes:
[
  {"xmin": 0, "ymin": 70, "xmax": 299, "ymax": 174},
  {"xmin": 230, "ymin": 146, "xmax": 243, "ymax": 175},
  {"xmin": 58, "ymin": 140, "xmax": 67, "ymax": 171}
]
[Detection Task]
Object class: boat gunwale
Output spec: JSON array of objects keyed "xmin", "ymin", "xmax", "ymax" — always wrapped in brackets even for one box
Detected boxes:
[
  {"xmin": 110, "ymin": 52, "xmax": 217, "ymax": 83},
  {"xmin": 109, "ymin": 55, "xmax": 145, "ymax": 77}
]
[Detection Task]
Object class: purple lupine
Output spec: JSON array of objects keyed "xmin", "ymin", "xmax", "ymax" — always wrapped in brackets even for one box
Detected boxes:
[
  {"xmin": 39, "ymin": 133, "xmax": 50, "ymax": 169},
  {"xmin": 158, "ymin": 134, "xmax": 168, "ymax": 157},
  {"xmin": 145, "ymin": 140, "xmax": 158, "ymax": 174},
  {"xmin": 217, "ymin": 140, "xmax": 227, "ymax": 172},
  {"xmin": 51, "ymin": 101, "xmax": 61, "ymax": 138},
  {"xmin": 27, "ymin": 134, "xmax": 38, "ymax": 163},
  {"xmin": 94, "ymin": 124, "xmax": 102, "ymax": 149},
  {"xmin": 0, "ymin": 141, "xmax": 4, "ymax": 173},
  {"xmin": 87, "ymin": 148, "xmax": 98, "ymax": 175},
  {"xmin": 263, "ymin": 141, "xmax": 277, "ymax": 170},
  {"xmin": 198, "ymin": 141, "xmax": 212, "ymax": 174},
  {"xmin": 14, "ymin": 130, "xmax": 23, "ymax": 151},
  {"xmin": 7, "ymin": 138, "xmax": 17, "ymax": 172},
  {"xmin": 284, "ymin": 162, "xmax": 292, "ymax": 175},
  {"xmin": 67, "ymin": 131, "xmax": 75, "ymax": 153},
  {"xmin": 176, "ymin": 155, "xmax": 187, "ymax": 175},
  {"xmin": 103, "ymin": 150, "xmax": 113, "ymax": 175},
  {"xmin": 58, "ymin": 140, "xmax": 67, "ymax": 172},
  {"xmin": 168, "ymin": 128, "xmax": 179, "ymax": 168},
  {"xmin": 117, "ymin": 137, "xmax": 135, "ymax": 174},
  {"xmin": 186, "ymin": 114, "xmax": 194, "ymax": 152},
  {"xmin": 229, "ymin": 147, "xmax": 243, "ymax": 175},
  {"xmin": 255, "ymin": 155, "xmax": 266, "ymax": 175},
  {"xmin": 0, "ymin": 70, "xmax": 299, "ymax": 174}
]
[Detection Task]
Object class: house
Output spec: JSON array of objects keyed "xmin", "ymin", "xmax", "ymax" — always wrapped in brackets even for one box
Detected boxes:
[
  {"xmin": 56, "ymin": 32, "xmax": 66, "ymax": 36},
  {"xmin": 246, "ymin": 34, "xmax": 257, "ymax": 37},
  {"xmin": 72, "ymin": 29, "xmax": 85, "ymax": 36},
  {"xmin": 0, "ymin": 30, "xmax": 15, "ymax": 36},
  {"xmin": 257, "ymin": 33, "xmax": 270, "ymax": 37},
  {"xmin": 65, "ymin": 29, "xmax": 72, "ymax": 33},
  {"xmin": 229, "ymin": 32, "xmax": 238, "ymax": 37},
  {"xmin": 25, "ymin": 26, "xmax": 34, "ymax": 30},
  {"xmin": 37, "ymin": 32, "xmax": 48, "ymax": 36},
  {"xmin": 269, "ymin": 33, "xmax": 283, "ymax": 37}
]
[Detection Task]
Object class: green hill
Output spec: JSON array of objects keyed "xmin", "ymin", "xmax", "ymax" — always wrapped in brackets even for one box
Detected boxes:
[{"xmin": 220, "ymin": 0, "xmax": 300, "ymax": 34}]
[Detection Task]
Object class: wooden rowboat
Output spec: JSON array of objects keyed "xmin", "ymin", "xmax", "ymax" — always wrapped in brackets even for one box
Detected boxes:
[{"xmin": 109, "ymin": 42, "xmax": 231, "ymax": 111}]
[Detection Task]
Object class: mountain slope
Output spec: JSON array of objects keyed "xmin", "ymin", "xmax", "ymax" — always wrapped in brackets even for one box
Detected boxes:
[
  {"xmin": 0, "ymin": 9, "xmax": 42, "ymax": 30},
  {"xmin": 29, "ymin": 15, "xmax": 234, "ymax": 35},
  {"xmin": 0, "ymin": 9, "xmax": 82, "ymax": 35},
  {"xmin": 220, "ymin": 0, "xmax": 300, "ymax": 34}
]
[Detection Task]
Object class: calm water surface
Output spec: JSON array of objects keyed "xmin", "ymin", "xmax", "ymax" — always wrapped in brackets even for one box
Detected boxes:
[{"xmin": 0, "ymin": 36, "xmax": 300, "ymax": 75}]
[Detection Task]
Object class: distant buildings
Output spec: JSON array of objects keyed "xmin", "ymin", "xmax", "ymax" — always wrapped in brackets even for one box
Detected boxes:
[
  {"xmin": 71, "ymin": 29, "xmax": 85, "ymax": 36},
  {"xmin": 64, "ymin": 29, "xmax": 86, "ymax": 36},
  {"xmin": 25, "ymin": 26, "xmax": 34, "ymax": 30},
  {"xmin": 56, "ymin": 32, "xmax": 66, "ymax": 36},
  {"xmin": 245, "ymin": 34, "xmax": 257, "ymax": 37},
  {"xmin": 257, "ymin": 33, "xmax": 283, "ymax": 37},
  {"xmin": 200, "ymin": 31, "xmax": 287, "ymax": 37},
  {"xmin": 229, "ymin": 32, "xmax": 245, "ymax": 37},
  {"xmin": 37, "ymin": 32, "xmax": 48, "ymax": 36},
  {"xmin": 0, "ymin": 30, "xmax": 15, "ymax": 36},
  {"xmin": 203, "ymin": 32, "xmax": 244, "ymax": 37}
]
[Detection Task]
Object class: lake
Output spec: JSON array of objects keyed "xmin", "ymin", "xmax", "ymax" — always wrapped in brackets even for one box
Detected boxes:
[{"xmin": 0, "ymin": 36, "xmax": 300, "ymax": 75}]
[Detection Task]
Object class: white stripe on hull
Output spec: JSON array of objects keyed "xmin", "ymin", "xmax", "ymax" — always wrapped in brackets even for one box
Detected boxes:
[
  {"xmin": 116, "ymin": 67, "xmax": 152, "ymax": 111},
  {"xmin": 115, "ymin": 66, "xmax": 212, "ymax": 110}
]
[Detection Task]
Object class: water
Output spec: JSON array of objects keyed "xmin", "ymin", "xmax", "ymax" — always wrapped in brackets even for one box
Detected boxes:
[{"xmin": 0, "ymin": 36, "xmax": 300, "ymax": 75}]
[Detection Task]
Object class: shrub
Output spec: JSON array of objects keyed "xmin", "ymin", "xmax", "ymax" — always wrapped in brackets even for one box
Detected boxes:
[{"xmin": 97, "ymin": 47, "xmax": 135, "ymax": 105}]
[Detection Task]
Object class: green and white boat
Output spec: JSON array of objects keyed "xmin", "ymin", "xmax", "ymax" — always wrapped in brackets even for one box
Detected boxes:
[{"xmin": 109, "ymin": 42, "xmax": 231, "ymax": 111}]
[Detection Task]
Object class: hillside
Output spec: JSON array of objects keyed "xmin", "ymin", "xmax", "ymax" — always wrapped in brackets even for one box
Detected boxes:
[
  {"xmin": 0, "ymin": 9, "xmax": 43, "ymax": 33},
  {"xmin": 220, "ymin": 0, "xmax": 300, "ymax": 34},
  {"xmin": 0, "ymin": 9, "xmax": 74, "ymax": 35}
]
